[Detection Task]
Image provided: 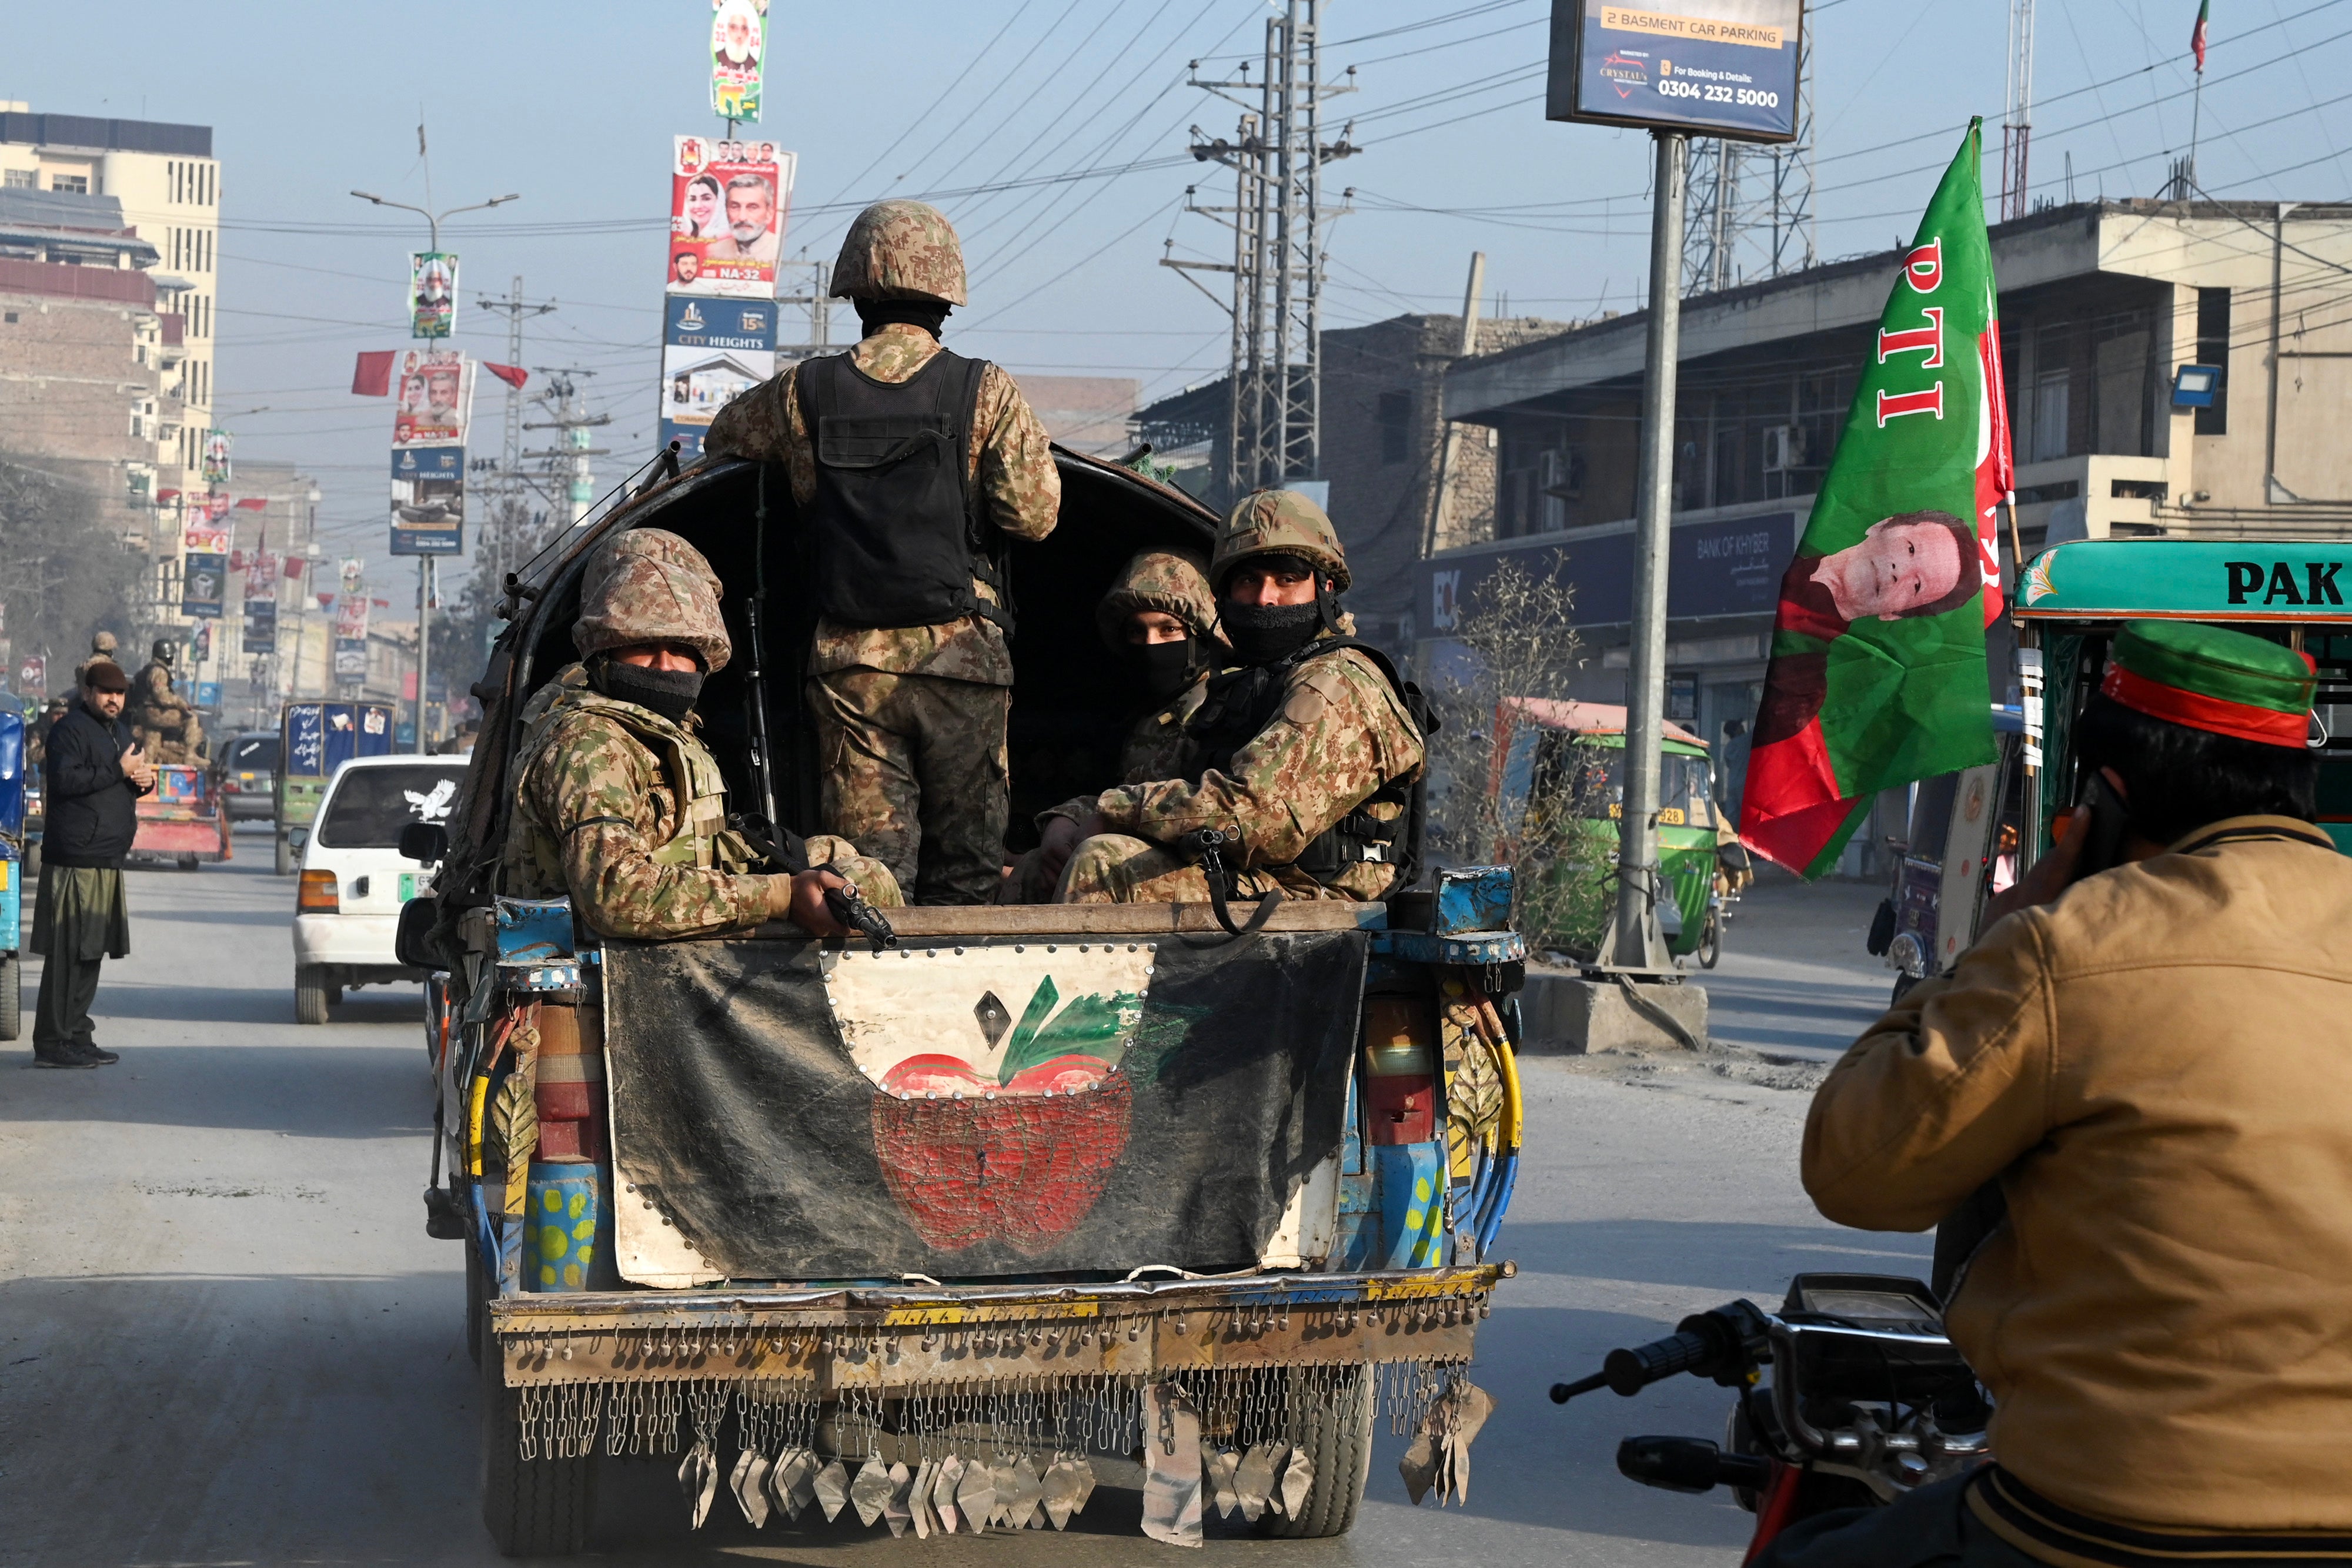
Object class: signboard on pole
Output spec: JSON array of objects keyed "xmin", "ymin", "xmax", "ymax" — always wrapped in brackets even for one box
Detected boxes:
[
  {"xmin": 710, "ymin": 0, "xmax": 769, "ymax": 121},
  {"xmin": 333, "ymin": 591, "xmax": 370, "ymax": 682},
  {"xmin": 18, "ymin": 656, "xmax": 45, "ymax": 696},
  {"xmin": 201, "ymin": 428, "xmax": 232, "ymax": 484},
  {"xmin": 182, "ymin": 524, "xmax": 230, "ymax": 619},
  {"xmin": 659, "ymin": 295, "xmax": 776, "ymax": 462},
  {"xmin": 410, "ymin": 251, "xmax": 459, "ymax": 338},
  {"xmin": 242, "ymin": 599, "xmax": 278, "ymax": 655},
  {"xmin": 668, "ymin": 136, "xmax": 794, "ymax": 300},
  {"xmin": 392, "ymin": 350, "xmax": 475, "ymax": 447},
  {"xmin": 1546, "ymin": 0, "xmax": 1805, "ymax": 142},
  {"xmin": 390, "ymin": 446, "xmax": 466, "ymax": 556}
]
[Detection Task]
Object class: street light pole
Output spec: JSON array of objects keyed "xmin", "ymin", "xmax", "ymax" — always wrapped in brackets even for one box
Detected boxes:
[{"xmin": 349, "ymin": 188, "xmax": 519, "ymax": 751}]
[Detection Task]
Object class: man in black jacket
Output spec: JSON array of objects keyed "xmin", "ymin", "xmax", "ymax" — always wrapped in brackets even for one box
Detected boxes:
[{"xmin": 32, "ymin": 661, "xmax": 155, "ymax": 1067}]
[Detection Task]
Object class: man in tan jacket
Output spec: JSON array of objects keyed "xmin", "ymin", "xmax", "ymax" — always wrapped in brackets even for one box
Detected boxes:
[{"xmin": 1773, "ymin": 620, "xmax": 2352, "ymax": 1566}]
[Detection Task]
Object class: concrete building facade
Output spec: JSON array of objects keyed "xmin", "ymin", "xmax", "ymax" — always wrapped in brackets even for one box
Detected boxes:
[{"xmin": 1428, "ymin": 199, "xmax": 2352, "ymax": 866}]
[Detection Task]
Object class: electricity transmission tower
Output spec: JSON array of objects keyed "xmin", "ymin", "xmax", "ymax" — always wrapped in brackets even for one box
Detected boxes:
[
  {"xmin": 475, "ymin": 277, "xmax": 556, "ymax": 587},
  {"xmin": 2002, "ymin": 0, "xmax": 2037, "ymax": 222},
  {"xmin": 1682, "ymin": 29, "xmax": 1815, "ymax": 296},
  {"xmin": 522, "ymin": 372, "xmax": 613, "ymax": 529},
  {"xmin": 1163, "ymin": 0, "xmax": 1357, "ymax": 499}
]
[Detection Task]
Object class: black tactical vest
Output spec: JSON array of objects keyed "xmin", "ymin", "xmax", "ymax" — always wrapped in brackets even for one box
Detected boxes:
[
  {"xmin": 796, "ymin": 346, "xmax": 1010, "ymax": 631},
  {"xmin": 1185, "ymin": 637, "xmax": 1434, "ymax": 885}
]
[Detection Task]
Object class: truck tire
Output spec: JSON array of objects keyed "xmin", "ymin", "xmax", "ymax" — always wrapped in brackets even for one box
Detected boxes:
[
  {"xmin": 178, "ymin": 852, "xmax": 201, "ymax": 871},
  {"xmin": 23, "ymin": 841, "xmax": 38, "ymax": 878},
  {"xmin": 479, "ymin": 1316, "xmax": 596, "ymax": 1557},
  {"xmin": 296, "ymin": 966, "xmax": 332, "ymax": 1025},
  {"xmin": 0, "ymin": 955, "xmax": 19, "ymax": 1042},
  {"xmin": 1257, "ymin": 1365, "xmax": 1374, "ymax": 1539},
  {"xmin": 275, "ymin": 831, "xmax": 293, "ymax": 877}
]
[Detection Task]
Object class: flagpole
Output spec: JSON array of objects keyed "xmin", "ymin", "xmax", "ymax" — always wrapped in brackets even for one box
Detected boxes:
[
  {"xmin": 2187, "ymin": 68, "xmax": 2203, "ymax": 193},
  {"xmin": 1613, "ymin": 128, "xmax": 1689, "ymax": 973}
]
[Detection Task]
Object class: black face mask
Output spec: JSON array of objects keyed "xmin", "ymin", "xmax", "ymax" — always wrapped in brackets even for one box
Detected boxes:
[
  {"xmin": 1221, "ymin": 599, "xmax": 1324, "ymax": 666},
  {"xmin": 1131, "ymin": 636, "xmax": 1197, "ymax": 703},
  {"xmin": 592, "ymin": 657, "xmax": 704, "ymax": 724}
]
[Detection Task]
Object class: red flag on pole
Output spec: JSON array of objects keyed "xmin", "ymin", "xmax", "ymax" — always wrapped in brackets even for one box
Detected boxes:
[
  {"xmin": 352, "ymin": 350, "xmax": 396, "ymax": 396},
  {"xmin": 2191, "ymin": 0, "xmax": 2210, "ymax": 71},
  {"xmin": 483, "ymin": 362, "xmax": 529, "ymax": 390},
  {"xmin": 235, "ymin": 496, "xmax": 268, "ymax": 510}
]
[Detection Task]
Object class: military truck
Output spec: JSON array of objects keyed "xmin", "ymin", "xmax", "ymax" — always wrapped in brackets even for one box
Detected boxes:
[{"xmin": 406, "ymin": 450, "xmax": 1527, "ymax": 1554}]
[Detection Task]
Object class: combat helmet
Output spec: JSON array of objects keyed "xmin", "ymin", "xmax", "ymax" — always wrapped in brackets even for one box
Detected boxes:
[
  {"xmin": 572, "ymin": 528, "xmax": 733, "ymax": 673},
  {"xmin": 830, "ymin": 200, "xmax": 968, "ymax": 306},
  {"xmin": 1210, "ymin": 489, "xmax": 1351, "ymax": 594},
  {"xmin": 1095, "ymin": 550, "xmax": 1228, "ymax": 656},
  {"xmin": 151, "ymin": 638, "xmax": 175, "ymax": 664},
  {"xmin": 92, "ymin": 631, "xmax": 117, "ymax": 655}
]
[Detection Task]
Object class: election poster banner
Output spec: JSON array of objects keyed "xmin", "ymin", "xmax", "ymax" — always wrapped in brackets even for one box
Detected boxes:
[
  {"xmin": 182, "ymin": 524, "xmax": 230, "ymax": 620},
  {"xmin": 659, "ymin": 295, "xmax": 776, "ymax": 462},
  {"xmin": 410, "ymin": 251, "xmax": 459, "ymax": 338},
  {"xmin": 392, "ymin": 349, "xmax": 475, "ymax": 449},
  {"xmin": 710, "ymin": 0, "xmax": 769, "ymax": 121},
  {"xmin": 669, "ymin": 136, "xmax": 794, "ymax": 299},
  {"xmin": 201, "ymin": 427, "xmax": 232, "ymax": 484},
  {"xmin": 242, "ymin": 599, "xmax": 278, "ymax": 655},
  {"xmin": 1547, "ymin": 0, "xmax": 1804, "ymax": 143},
  {"xmin": 390, "ymin": 446, "xmax": 466, "ymax": 556},
  {"xmin": 333, "ymin": 591, "xmax": 371, "ymax": 682}
]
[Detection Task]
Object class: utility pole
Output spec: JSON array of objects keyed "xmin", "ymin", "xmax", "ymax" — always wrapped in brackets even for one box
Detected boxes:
[
  {"xmin": 1168, "ymin": 1, "xmax": 1357, "ymax": 502},
  {"xmin": 1682, "ymin": 33, "xmax": 1814, "ymax": 294},
  {"xmin": 523, "ymin": 372, "xmax": 613, "ymax": 528},
  {"xmin": 1614, "ymin": 131, "xmax": 1689, "ymax": 972},
  {"xmin": 774, "ymin": 259, "xmax": 833, "ymax": 362},
  {"xmin": 476, "ymin": 278, "xmax": 556, "ymax": 588},
  {"xmin": 2002, "ymin": 0, "xmax": 2037, "ymax": 222}
]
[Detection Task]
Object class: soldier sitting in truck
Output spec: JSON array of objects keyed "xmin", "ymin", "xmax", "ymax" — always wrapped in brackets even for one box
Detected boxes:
[
  {"xmin": 499, "ymin": 528, "xmax": 900, "ymax": 938},
  {"xmin": 1036, "ymin": 490, "xmax": 1427, "ymax": 904}
]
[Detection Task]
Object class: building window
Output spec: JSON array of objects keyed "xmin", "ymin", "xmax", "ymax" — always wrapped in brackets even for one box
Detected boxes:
[
  {"xmin": 2032, "ymin": 369, "xmax": 2071, "ymax": 463},
  {"xmin": 51, "ymin": 173, "xmax": 88, "ymax": 193},
  {"xmin": 1378, "ymin": 390, "xmax": 1411, "ymax": 464},
  {"xmin": 2, "ymin": 169, "xmax": 32, "ymax": 189},
  {"xmin": 2194, "ymin": 287, "xmax": 2229, "ymax": 435}
]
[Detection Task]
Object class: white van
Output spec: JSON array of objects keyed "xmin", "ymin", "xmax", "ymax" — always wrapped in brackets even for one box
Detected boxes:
[{"xmin": 293, "ymin": 753, "xmax": 466, "ymax": 1024}]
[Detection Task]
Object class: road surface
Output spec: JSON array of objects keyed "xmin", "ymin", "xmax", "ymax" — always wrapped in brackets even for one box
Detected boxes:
[{"xmin": 0, "ymin": 842, "xmax": 1915, "ymax": 1565}]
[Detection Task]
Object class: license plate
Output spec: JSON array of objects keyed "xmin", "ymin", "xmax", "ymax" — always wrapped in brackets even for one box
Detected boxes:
[{"xmin": 398, "ymin": 872, "xmax": 417, "ymax": 902}]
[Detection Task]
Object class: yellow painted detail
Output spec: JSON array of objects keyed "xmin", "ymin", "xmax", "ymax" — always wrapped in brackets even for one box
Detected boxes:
[
  {"xmin": 881, "ymin": 1301, "xmax": 1102, "ymax": 1327},
  {"xmin": 466, "ymin": 1072, "xmax": 490, "ymax": 1177},
  {"xmin": 540, "ymin": 1225, "xmax": 569, "ymax": 1260},
  {"xmin": 1366, "ymin": 1276, "xmax": 1476, "ymax": 1302}
]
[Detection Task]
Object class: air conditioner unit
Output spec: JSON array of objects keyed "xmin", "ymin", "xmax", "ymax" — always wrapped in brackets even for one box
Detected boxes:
[{"xmin": 1762, "ymin": 424, "xmax": 1805, "ymax": 473}]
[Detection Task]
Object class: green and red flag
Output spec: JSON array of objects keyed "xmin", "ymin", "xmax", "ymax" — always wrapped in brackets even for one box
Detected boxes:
[
  {"xmin": 2191, "ymin": 0, "xmax": 2211, "ymax": 72},
  {"xmin": 1739, "ymin": 119, "xmax": 2012, "ymax": 878}
]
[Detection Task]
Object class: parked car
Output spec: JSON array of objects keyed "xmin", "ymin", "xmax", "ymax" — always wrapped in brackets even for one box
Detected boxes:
[
  {"xmin": 293, "ymin": 753, "xmax": 463, "ymax": 1024},
  {"xmin": 212, "ymin": 730, "xmax": 280, "ymax": 823}
]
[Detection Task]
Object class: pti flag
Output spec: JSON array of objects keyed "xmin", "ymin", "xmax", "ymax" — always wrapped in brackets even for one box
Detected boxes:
[
  {"xmin": 1738, "ymin": 119, "xmax": 2011, "ymax": 878},
  {"xmin": 2191, "ymin": 0, "xmax": 2211, "ymax": 71}
]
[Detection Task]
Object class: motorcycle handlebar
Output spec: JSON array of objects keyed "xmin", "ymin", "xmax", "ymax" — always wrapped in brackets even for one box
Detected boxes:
[{"xmin": 1549, "ymin": 1299, "xmax": 1773, "ymax": 1405}]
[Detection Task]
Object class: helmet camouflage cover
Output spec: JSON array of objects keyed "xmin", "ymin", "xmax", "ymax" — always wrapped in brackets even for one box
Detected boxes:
[
  {"xmin": 571, "ymin": 527, "xmax": 733, "ymax": 673},
  {"xmin": 830, "ymin": 200, "xmax": 969, "ymax": 306},
  {"xmin": 92, "ymin": 630, "xmax": 118, "ymax": 653},
  {"xmin": 1210, "ymin": 489, "xmax": 1351, "ymax": 594},
  {"xmin": 1095, "ymin": 549, "xmax": 1229, "ymax": 656}
]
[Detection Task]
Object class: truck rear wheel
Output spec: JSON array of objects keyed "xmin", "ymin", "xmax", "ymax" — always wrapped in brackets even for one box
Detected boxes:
[
  {"xmin": 1257, "ymin": 1365, "xmax": 1374, "ymax": 1539},
  {"xmin": 274, "ymin": 831, "xmax": 293, "ymax": 876},
  {"xmin": 295, "ymin": 966, "xmax": 332, "ymax": 1025},
  {"xmin": 479, "ymin": 1317, "xmax": 596, "ymax": 1556},
  {"xmin": 0, "ymin": 955, "xmax": 19, "ymax": 1042}
]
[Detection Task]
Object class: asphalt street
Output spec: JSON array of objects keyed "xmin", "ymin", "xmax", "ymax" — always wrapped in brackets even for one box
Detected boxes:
[{"xmin": 0, "ymin": 838, "xmax": 1918, "ymax": 1566}]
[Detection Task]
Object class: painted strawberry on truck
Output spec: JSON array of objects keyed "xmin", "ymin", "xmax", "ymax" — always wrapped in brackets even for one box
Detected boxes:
[{"xmin": 405, "ymin": 449, "xmax": 1529, "ymax": 1556}]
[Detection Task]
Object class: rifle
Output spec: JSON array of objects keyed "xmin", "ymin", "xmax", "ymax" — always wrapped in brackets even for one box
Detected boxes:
[
  {"xmin": 744, "ymin": 464, "xmax": 781, "ymax": 829},
  {"xmin": 729, "ymin": 811, "xmax": 897, "ymax": 950}
]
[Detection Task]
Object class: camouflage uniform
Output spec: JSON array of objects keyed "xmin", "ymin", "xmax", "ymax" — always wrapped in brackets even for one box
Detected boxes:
[
  {"xmin": 1059, "ymin": 493, "xmax": 1424, "ymax": 905},
  {"xmin": 703, "ymin": 200, "xmax": 1060, "ymax": 904},
  {"xmin": 497, "ymin": 530, "xmax": 900, "ymax": 940},
  {"xmin": 128, "ymin": 643, "xmax": 202, "ymax": 763}
]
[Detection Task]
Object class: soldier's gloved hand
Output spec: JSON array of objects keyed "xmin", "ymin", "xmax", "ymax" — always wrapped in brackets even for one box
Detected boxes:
[{"xmin": 768, "ymin": 868, "xmax": 849, "ymax": 938}]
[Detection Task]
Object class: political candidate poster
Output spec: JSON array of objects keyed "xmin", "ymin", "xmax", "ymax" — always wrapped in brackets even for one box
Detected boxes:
[
  {"xmin": 1547, "ymin": 1, "xmax": 1804, "ymax": 143},
  {"xmin": 669, "ymin": 136, "xmax": 794, "ymax": 300},
  {"xmin": 658, "ymin": 295, "xmax": 777, "ymax": 461},
  {"xmin": 710, "ymin": 0, "xmax": 769, "ymax": 121},
  {"xmin": 390, "ymin": 446, "xmax": 466, "ymax": 556},
  {"xmin": 392, "ymin": 349, "xmax": 475, "ymax": 449},
  {"xmin": 410, "ymin": 251, "xmax": 459, "ymax": 338},
  {"xmin": 182, "ymin": 525, "xmax": 230, "ymax": 620},
  {"xmin": 201, "ymin": 428, "xmax": 232, "ymax": 484}
]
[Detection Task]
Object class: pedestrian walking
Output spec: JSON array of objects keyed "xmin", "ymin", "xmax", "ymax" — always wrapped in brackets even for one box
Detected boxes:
[{"xmin": 31, "ymin": 661, "xmax": 154, "ymax": 1068}]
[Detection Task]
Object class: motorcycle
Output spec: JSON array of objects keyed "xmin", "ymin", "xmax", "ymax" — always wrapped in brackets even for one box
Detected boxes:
[
  {"xmin": 1550, "ymin": 1272, "xmax": 1989, "ymax": 1560},
  {"xmin": 1699, "ymin": 837, "xmax": 1752, "ymax": 971}
]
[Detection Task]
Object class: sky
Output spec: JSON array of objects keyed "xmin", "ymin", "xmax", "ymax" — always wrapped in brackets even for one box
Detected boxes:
[{"xmin": 9, "ymin": 0, "xmax": 2350, "ymax": 580}]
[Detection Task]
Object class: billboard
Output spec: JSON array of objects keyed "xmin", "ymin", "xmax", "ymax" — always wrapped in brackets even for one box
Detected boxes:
[
  {"xmin": 390, "ymin": 446, "xmax": 466, "ymax": 556},
  {"xmin": 410, "ymin": 251, "xmax": 458, "ymax": 338},
  {"xmin": 333, "ymin": 592, "xmax": 370, "ymax": 682},
  {"xmin": 659, "ymin": 295, "xmax": 777, "ymax": 461},
  {"xmin": 201, "ymin": 427, "xmax": 232, "ymax": 484},
  {"xmin": 668, "ymin": 136, "xmax": 794, "ymax": 300},
  {"xmin": 1546, "ymin": 1, "xmax": 1804, "ymax": 142},
  {"xmin": 392, "ymin": 349, "xmax": 475, "ymax": 448},
  {"xmin": 182, "ymin": 524, "xmax": 230, "ymax": 620},
  {"xmin": 243, "ymin": 599, "xmax": 278, "ymax": 655},
  {"xmin": 710, "ymin": 0, "xmax": 769, "ymax": 121}
]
